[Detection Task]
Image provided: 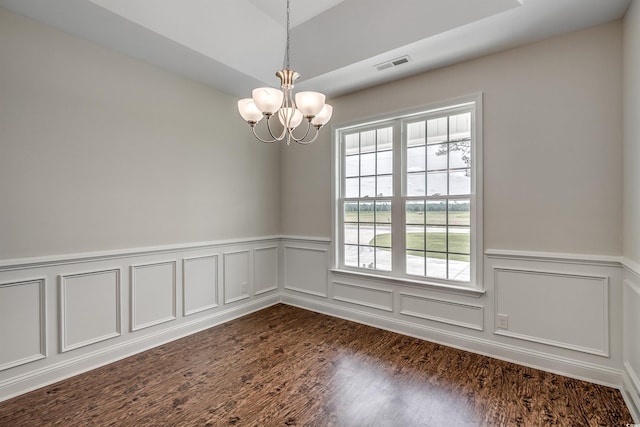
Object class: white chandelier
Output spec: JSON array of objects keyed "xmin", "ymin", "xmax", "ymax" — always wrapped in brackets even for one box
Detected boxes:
[{"xmin": 237, "ymin": 0, "xmax": 333, "ymax": 145}]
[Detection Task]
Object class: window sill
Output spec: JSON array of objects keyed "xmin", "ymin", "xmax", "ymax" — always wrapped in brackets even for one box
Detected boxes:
[{"xmin": 330, "ymin": 268, "xmax": 485, "ymax": 298}]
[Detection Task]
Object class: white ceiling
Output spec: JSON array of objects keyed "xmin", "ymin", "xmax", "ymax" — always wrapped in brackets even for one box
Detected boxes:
[
  {"xmin": 247, "ymin": 0, "xmax": 346, "ymax": 28},
  {"xmin": 0, "ymin": 0, "xmax": 632, "ymax": 98}
]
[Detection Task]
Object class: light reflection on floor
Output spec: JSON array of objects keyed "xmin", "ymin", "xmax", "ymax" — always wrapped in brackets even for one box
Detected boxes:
[{"xmin": 329, "ymin": 352, "xmax": 477, "ymax": 426}]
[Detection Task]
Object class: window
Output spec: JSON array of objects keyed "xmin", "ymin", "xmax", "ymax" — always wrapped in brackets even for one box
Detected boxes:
[{"xmin": 334, "ymin": 95, "xmax": 482, "ymax": 289}]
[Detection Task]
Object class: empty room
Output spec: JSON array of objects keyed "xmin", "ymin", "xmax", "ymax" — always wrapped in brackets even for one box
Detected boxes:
[{"xmin": 1, "ymin": 0, "xmax": 640, "ymax": 425}]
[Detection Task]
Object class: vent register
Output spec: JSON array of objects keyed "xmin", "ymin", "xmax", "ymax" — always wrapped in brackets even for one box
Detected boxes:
[{"xmin": 375, "ymin": 55, "xmax": 411, "ymax": 71}]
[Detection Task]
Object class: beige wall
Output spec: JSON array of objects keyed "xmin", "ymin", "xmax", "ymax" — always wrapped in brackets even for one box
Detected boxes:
[
  {"xmin": 624, "ymin": 1, "xmax": 640, "ymax": 264},
  {"xmin": 0, "ymin": 8, "xmax": 281, "ymax": 259},
  {"xmin": 282, "ymin": 21, "xmax": 623, "ymax": 256},
  {"xmin": 0, "ymin": 6, "xmax": 626, "ymax": 260}
]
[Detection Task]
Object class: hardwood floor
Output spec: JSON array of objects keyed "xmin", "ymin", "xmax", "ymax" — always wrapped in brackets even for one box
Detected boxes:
[{"xmin": 0, "ymin": 304, "xmax": 632, "ymax": 426}]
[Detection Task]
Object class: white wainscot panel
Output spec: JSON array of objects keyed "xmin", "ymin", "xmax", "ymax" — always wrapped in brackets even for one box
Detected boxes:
[
  {"xmin": 224, "ymin": 251, "xmax": 250, "ymax": 304},
  {"xmin": 494, "ymin": 268, "xmax": 608, "ymax": 356},
  {"xmin": 333, "ymin": 281, "xmax": 393, "ymax": 312},
  {"xmin": 399, "ymin": 293, "xmax": 483, "ymax": 331},
  {"xmin": 0, "ymin": 279, "xmax": 46, "ymax": 371},
  {"xmin": 254, "ymin": 247, "xmax": 278, "ymax": 295},
  {"xmin": 131, "ymin": 261, "xmax": 176, "ymax": 331},
  {"xmin": 183, "ymin": 255, "xmax": 218, "ymax": 316},
  {"xmin": 59, "ymin": 269, "xmax": 121, "ymax": 352},
  {"xmin": 284, "ymin": 246, "xmax": 328, "ymax": 298},
  {"xmin": 624, "ymin": 279, "xmax": 640, "ymax": 396}
]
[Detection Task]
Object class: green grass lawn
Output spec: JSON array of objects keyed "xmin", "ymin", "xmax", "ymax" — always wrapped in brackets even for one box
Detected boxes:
[
  {"xmin": 344, "ymin": 210, "xmax": 469, "ymax": 225},
  {"xmin": 344, "ymin": 211, "xmax": 391, "ymax": 223},
  {"xmin": 407, "ymin": 211, "xmax": 469, "ymax": 225},
  {"xmin": 371, "ymin": 232, "xmax": 470, "ymax": 261}
]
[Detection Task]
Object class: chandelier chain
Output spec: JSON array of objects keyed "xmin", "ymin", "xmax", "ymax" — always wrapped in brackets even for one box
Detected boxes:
[
  {"xmin": 237, "ymin": 0, "xmax": 332, "ymax": 145},
  {"xmin": 285, "ymin": 0, "xmax": 291, "ymax": 70}
]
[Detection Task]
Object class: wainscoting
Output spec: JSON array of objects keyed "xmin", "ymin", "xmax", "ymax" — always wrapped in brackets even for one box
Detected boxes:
[
  {"xmin": 0, "ymin": 237, "xmax": 281, "ymax": 402},
  {"xmin": 623, "ymin": 258, "xmax": 640, "ymax": 421},
  {"xmin": 279, "ymin": 237, "xmax": 637, "ymax": 421},
  {"xmin": 1, "ymin": 236, "xmax": 638, "ymax": 421}
]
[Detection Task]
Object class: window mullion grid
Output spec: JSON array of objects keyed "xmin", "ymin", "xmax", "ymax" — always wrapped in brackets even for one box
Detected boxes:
[
  {"xmin": 356, "ymin": 199, "xmax": 361, "ymax": 268},
  {"xmin": 340, "ymin": 134, "xmax": 348, "ymax": 270},
  {"xmin": 445, "ymin": 115, "xmax": 450, "ymax": 280},
  {"xmin": 425, "ymin": 119, "xmax": 431, "ymax": 277},
  {"xmin": 338, "ymin": 100, "xmax": 477, "ymax": 285},
  {"xmin": 469, "ymin": 108, "xmax": 476, "ymax": 284},
  {"xmin": 393, "ymin": 120, "xmax": 404, "ymax": 278},
  {"xmin": 373, "ymin": 131, "xmax": 378, "ymax": 270},
  {"xmin": 356, "ymin": 133, "xmax": 362, "ymax": 268},
  {"xmin": 421, "ymin": 198, "xmax": 427, "ymax": 277}
]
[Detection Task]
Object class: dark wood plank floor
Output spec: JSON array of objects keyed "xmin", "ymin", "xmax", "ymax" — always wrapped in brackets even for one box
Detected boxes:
[{"xmin": 0, "ymin": 304, "xmax": 632, "ymax": 426}]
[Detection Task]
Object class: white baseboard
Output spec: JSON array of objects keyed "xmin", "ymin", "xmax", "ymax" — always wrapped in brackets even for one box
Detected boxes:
[
  {"xmin": 281, "ymin": 293, "xmax": 623, "ymax": 388},
  {"xmin": 0, "ymin": 296, "xmax": 278, "ymax": 403}
]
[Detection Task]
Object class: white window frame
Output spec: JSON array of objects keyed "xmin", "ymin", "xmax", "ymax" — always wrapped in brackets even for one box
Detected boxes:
[{"xmin": 331, "ymin": 93, "xmax": 483, "ymax": 293}]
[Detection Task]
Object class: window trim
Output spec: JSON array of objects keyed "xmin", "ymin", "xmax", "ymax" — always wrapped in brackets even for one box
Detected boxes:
[{"xmin": 331, "ymin": 93, "xmax": 484, "ymax": 292}]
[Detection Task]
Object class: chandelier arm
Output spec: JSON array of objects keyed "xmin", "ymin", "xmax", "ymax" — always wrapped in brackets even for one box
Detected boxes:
[
  {"xmin": 291, "ymin": 125, "xmax": 321, "ymax": 145},
  {"xmin": 286, "ymin": 120, "xmax": 313, "ymax": 143},
  {"xmin": 251, "ymin": 125, "xmax": 279, "ymax": 143},
  {"xmin": 294, "ymin": 130, "xmax": 320, "ymax": 145},
  {"xmin": 265, "ymin": 115, "xmax": 288, "ymax": 141}
]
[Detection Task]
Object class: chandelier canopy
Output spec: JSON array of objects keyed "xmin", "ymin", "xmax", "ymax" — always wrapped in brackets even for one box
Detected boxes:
[{"xmin": 237, "ymin": 0, "xmax": 332, "ymax": 145}]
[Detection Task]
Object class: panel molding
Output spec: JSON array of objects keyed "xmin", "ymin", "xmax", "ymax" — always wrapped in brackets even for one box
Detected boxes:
[
  {"xmin": 182, "ymin": 254, "xmax": 218, "ymax": 316},
  {"xmin": 332, "ymin": 281, "xmax": 393, "ymax": 312},
  {"xmin": 254, "ymin": 246, "xmax": 279, "ymax": 296},
  {"xmin": 59, "ymin": 269, "xmax": 122, "ymax": 352},
  {"xmin": 223, "ymin": 250, "xmax": 251, "ymax": 304},
  {"xmin": 399, "ymin": 292, "xmax": 484, "ymax": 331},
  {"xmin": 0, "ymin": 278, "xmax": 47, "ymax": 371},
  {"xmin": 283, "ymin": 245, "xmax": 329, "ymax": 298},
  {"xmin": 493, "ymin": 267, "xmax": 609, "ymax": 357},
  {"xmin": 130, "ymin": 261, "xmax": 177, "ymax": 332}
]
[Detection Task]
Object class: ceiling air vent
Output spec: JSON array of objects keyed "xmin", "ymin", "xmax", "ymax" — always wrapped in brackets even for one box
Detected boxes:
[{"xmin": 375, "ymin": 55, "xmax": 411, "ymax": 72}]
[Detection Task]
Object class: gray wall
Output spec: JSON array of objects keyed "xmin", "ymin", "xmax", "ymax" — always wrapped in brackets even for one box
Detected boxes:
[
  {"xmin": 281, "ymin": 21, "xmax": 623, "ymax": 257},
  {"xmin": 622, "ymin": 0, "xmax": 640, "ymax": 419},
  {"xmin": 0, "ymin": 6, "xmax": 625, "ymax": 260},
  {"xmin": 624, "ymin": 0, "xmax": 640, "ymax": 265},
  {"xmin": 0, "ymin": 7, "xmax": 281, "ymax": 259}
]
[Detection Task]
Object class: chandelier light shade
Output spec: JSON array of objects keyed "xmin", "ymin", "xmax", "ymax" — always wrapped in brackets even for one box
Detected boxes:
[
  {"xmin": 295, "ymin": 91, "xmax": 326, "ymax": 117},
  {"xmin": 237, "ymin": 99, "xmax": 263, "ymax": 124},
  {"xmin": 237, "ymin": 0, "xmax": 333, "ymax": 145}
]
